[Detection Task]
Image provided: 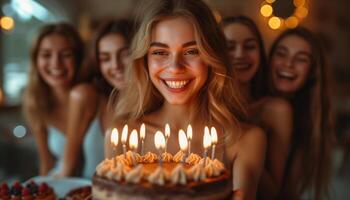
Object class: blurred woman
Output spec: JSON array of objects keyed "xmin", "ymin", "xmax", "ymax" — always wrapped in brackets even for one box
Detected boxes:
[
  {"xmin": 23, "ymin": 23, "xmax": 86, "ymax": 176},
  {"xmin": 88, "ymin": 19, "xmax": 133, "ymax": 134},
  {"xmin": 268, "ymin": 27, "xmax": 334, "ymax": 199},
  {"xmin": 221, "ymin": 16, "xmax": 293, "ymax": 199}
]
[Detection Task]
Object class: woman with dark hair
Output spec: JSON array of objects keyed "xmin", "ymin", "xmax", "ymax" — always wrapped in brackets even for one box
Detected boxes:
[
  {"xmin": 268, "ymin": 27, "xmax": 335, "ymax": 199},
  {"xmin": 221, "ymin": 16, "xmax": 293, "ymax": 199}
]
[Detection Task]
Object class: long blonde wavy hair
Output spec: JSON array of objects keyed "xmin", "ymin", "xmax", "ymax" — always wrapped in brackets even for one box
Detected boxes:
[
  {"xmin": 23, "ymin": 23, "xmax": 84, "ymax": 131},
  {"xmin": 113, "ymin": 0, "xmax": 247, "ymax": 140}
]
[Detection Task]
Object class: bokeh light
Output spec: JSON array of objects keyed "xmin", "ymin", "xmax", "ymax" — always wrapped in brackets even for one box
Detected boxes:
[
  {"xmin": 285, "ymin": 16, "xmax": 299, "ymax": 28},
  {"xmin": 293, "ymin": 0, "xmax": 306, "ymax": 7},
  {"xmin": 295, "ymin": 6, "xmax": 308, "ymax": 18},
  {"xmin": 268, "ymin": 17, "xmax": 282, "ymax": 30},
  {"xmin": 260, "ymin": 4, "xmax": 273, "ymax": 17},
  {"xmin": 266, "ymin": 0, "xmax": 276, "ymax": 3},
  {"xmin": 13, "ymin": 125, "xmax": 27, "ymax": 138},
  {"xmin": 0, "ymin": 16, "xmax": 15, "ymax": 31}
]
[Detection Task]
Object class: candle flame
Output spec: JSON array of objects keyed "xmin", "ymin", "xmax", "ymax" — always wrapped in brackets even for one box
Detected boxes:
[
  {"xmin": 165, "ymin": 123, "xmax": 170, "ymax": 138},
  {"xmin": 129, "ymin": 129, "xmax": 138, "ymax": 150},
  {"xmin": 187, "ymin": 124, "xmax": 193, "ymax": 140},
  {"xmin": 121, "ymin": 124, "xmax": 128, "ymax": 144},
  {"xmin": 154, "ymin": 131, "xmax": 165, "ymax": 150},
  {"xmin": 111, "ymin": 128, "xmax": 118, "ymax": 146},
  {"xmin": 140, "ymin": 123, "xmax": 146, "ymax": 140},
  {"xmin": 211, "ymin": 127, "xmax": 218, "ymax": 144},
  {"xmin": 178, "ymin": 129, "xmax": 188, "ymax": 152},
  {"xmin": 203, "ymin": 126, "xmax": 212, "ymax": 149}
]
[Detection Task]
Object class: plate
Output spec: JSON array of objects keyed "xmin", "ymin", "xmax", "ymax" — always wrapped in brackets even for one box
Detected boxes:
[{"xmin": 25, "ymin": 176, "xmax": 91, "ymax": 198}]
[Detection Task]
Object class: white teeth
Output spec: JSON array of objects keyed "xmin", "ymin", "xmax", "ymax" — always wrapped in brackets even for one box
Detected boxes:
[
  {"xmin": 165, "ymin": 80, "xmax": 189, "ymax": 89},
  {"xmin": 278, "ymin": 71, "xmax": 296, "ymax": 78},
  {"xmin": 48, "ymin": 68, "xmax": 65, "ymax": 76}
]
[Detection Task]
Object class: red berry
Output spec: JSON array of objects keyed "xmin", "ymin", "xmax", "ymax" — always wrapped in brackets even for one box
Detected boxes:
[
  {"xmin": 39, "ymin": 183, "xmax": 48, "ymax": 193},
  {"xmin": 0, "ymin": 188, "xmax": 9, "ymax": 196},
  {"xmin": 12, "ymin": 181, "xmax": 21, "ymax": 189},
  {"xmin": 1, "ymin": 183, "xmax": 8, "ymax": 191},
  {"xmin": 21, "ymin": 187, "xmax": 31, "ymax": 196}
]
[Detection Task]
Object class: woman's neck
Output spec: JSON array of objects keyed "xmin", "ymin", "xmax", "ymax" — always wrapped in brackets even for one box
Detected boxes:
[
  {"xmin": 158, "ymin": 101, "xmax": 199, "ymax": 131},
  {"xmin": 51, "ymin": 86, "xmax": 71, "ymax": 106},
  {"xmin": 239, "ymin": 82, "xmax": 253, "ymax": 103}
]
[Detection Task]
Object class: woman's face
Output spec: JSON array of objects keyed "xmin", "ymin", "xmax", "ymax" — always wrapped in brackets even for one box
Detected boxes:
[
  {"xmin": 223, "ymin": 23, "xmax": 260, "ymax": 84},
  {"xmin": 270, "ymin": 35, "xmax": 312, "ymax": 95},
  {"xmin": 147, "ymin": 16, "xmax": 208, "ymax": 105},
  {"xmin": 98, "ymin": 33, "xmax": 128, "ymax": 89},
  {"xmin": 37, "ymin": 34, "xmax": 76, "ymax": 88}
]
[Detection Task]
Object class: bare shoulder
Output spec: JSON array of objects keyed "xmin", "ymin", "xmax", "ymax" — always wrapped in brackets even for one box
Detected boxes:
[
  {"xmin": 262, "ymin": 96, "xmax": 293, "ymax": 115},
  {"xmin": 237, "ymin": 123, "xmax": 267, "ymax": 147},
  {"xmin": 69, "ymin": 83, "xmax": 99, "ymax": 103}
]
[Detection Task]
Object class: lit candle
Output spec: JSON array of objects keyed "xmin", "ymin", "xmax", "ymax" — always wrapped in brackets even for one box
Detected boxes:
[
  {"xmin": 210, "ymin": 127, "xmax": 218, "ymax": 160},
  {"xmin": 187, "ymin": 124, "xmax": 192, "ymax": 155},
  {"xmin": 203, "ymin": 126, "xmax": 212, "ymax": 164},
  {"xmin": 140, "ymin": 123, "xmax": 146, "ymax": 155},
  {"xmin": 129, "ymin": 129, "xmax": 139, "ymax": 166},
  {"xmin": 121, "ymin": 124, "xmax": 128, "ymax": 157},
  {"xmin": 178, "ymin": 129, "xmax": 188, "ymax": 164},
  {"xmin": 110, "ymin": 128, "xmax": 119, "ymax": 168},
  {"xmin": 154, "ymin": 131, "xmax": 166, "ymax": 167},
  {"xmin": 165, "ymin": 123, "xmax": 170, "ymax": 153}
]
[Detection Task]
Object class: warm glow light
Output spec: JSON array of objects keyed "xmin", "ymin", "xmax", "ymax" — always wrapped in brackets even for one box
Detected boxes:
[
  {"xmin": 129, "ymin": 129, "xmax": 139, "ymax": 150},
  {"xmin": 210, "ymin": 127, "xmax": 218, "ymax": 145},
  {"xmin": 268, "ymin": 17, "xmax": 282, "ymax": 30},
  {"xmin": 0, "ymin": 16, "xmax": 14, "ymax": 31},
  {"xmin": 121, "ymin": 124, "xmax": 128, "ymax": 144},
  {"xmin": 203, "ymin": 126, "xmax": 212, "ymax": 149},
  {"xmin": 266, "ymin": 0, "xmax": 276, "ymax": 3},
  {"xmin": 295, "ymin": 6, "xmax": 308, "ymax": 18},
  {"xmin": 178, "ymin": 129, "xmax": 188, "ymax": 152},
  {"xmin": 260, "ymin": 4, "xmax": 273, "ymax": 17},
  {"xmin": 165, "ymin": 123, "xmax": 170, "ymax": 138},
  {"xmin": 187, "ymin": 124, "xmax": 193, "ymax": 140},
  {"xmin": 140, "ymin": 123, "xmax": 146, "ymax": 140},
  {"xmin": 293, "ymin": 0, "xmax": 306, "ymax": 7},
  {"xmin": 111, "ymin": 128, "xmax": 119, "ymax": 146},
  {"xmin": 285, "ymin": 16, "xmax": 299, "ymax": 28},
  {"xmin": 155, "ymin": 131, "xmax": 166, "ymax": 150}
]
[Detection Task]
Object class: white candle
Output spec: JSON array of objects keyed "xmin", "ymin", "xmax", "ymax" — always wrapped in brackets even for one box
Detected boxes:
[
  {"xmin": 178, "ymin": 129, "xmax": 188, "ymax": 164},
  {"xmin": 210, "ymin": 127, "xmax": 218, "ymax": 160},
  {"xmin": 140, "ymin": 123, "xmax": 146, "ymax": 155},
  {"xmin": 165, "ymin": 123, "xmax": 170, "ymax": 153},
  {"xmin": 187, "ymin": 124, "xmax": 193, "ymax": 155},
  {"xmin": 129, "ymin": 129, "xmax": 139, "ymax": 166},
  {"xmin": 203, "ymin": 126, "xmax": 212, "ymax": 165},
  {"xmin": 121, "ymin": 124, "xmax": 128, "ymax": 157},
  {"xmin": 110, "ymin": 128, "xmax": 119, "ymax": 168},
  {"xmin": 154, "ymin": 131, "xmax": 166, "ymax": 167}
]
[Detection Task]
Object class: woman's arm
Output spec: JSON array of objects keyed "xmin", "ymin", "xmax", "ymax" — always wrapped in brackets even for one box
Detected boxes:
[
  {"xmin": 258, "ymin": 98, "xmax": 293, "ymax": 199},
  {"xmin": 233, "ymin": 125, "xmax": 267, "ymax": 200},
  {"xmin": 58, "ymin": 83, "xmax": 99, "ymax": 177},
  {"xmin": 28, "ymin": 123, "xmax": 54, "ymax": 175}
]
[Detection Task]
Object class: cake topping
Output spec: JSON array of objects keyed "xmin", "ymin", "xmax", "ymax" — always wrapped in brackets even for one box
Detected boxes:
[
  {"xmin": 125, "ymin": 150, "xmax": 141, "ymax": 166},
  {"xmin": 125, "ymin": 164, "xmax": 143, "ymax": 184},
  {"xmin": 170, "ymin": 164, "xmax": 187, "ymax": 185},
  {"xmin": 187, "ymin": 163, "xmax": 206, "ymax": 182},
  {"xmin": 142, "ymin": 152, "xmax": 158, "ymax": 163},
  {"xmin": 173, "ymin": 150, "xmax": 185, "ymax": 162},
  {"xmin": 148, "ymin": 166, "xmax": 169, "ymax": 186},
  {"xmin": 161, "ymin": 152, "xmax": 173, "ymax": 162},
  {"xmin": 205, "ymin": 159, "xmax": 224, "ymax": 177},
  {"xmin": 96, "ymin": 159, "xmax": 113, "ymax": 176},
  {"xmin": 106, "ymin": 162, "xmax": 131, "ymax": 181},
  {"xmin": 186, "ymin": 153, "xmax": 201, "ymax": 165}
]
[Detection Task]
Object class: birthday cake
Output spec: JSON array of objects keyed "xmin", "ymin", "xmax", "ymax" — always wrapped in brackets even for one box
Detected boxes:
[{"xmin": 92, "ymin": 151, "xmax": 231, "ymax": 200}]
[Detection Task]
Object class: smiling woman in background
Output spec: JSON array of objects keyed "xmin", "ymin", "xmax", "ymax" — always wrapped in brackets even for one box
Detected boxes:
[
  {"xmin": 268, "ymin": 27, "xmax": 335, "ymax": 199},
  {"xmin": 23, "ymin": 23, "xmax": 85, "ymax": 176},
  {"xmin": 221, "ymin": 16, "xmax": 293, "ymax": 199}
]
